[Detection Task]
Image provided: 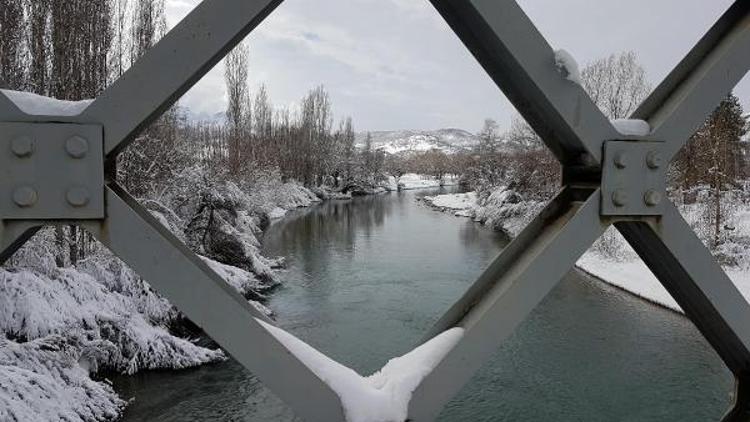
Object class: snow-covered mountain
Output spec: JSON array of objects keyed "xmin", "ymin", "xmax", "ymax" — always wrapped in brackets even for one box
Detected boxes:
[
  {"xmin": 355, "ymin": 128, "xmax": 479, "ymax": 155},
  {"xmin": 185, "ymin": 109, "xmax": 226, "ymax": 124}
]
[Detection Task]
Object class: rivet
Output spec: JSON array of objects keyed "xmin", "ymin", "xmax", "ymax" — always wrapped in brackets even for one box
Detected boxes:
[
  {"xmin": 611, "ymin": 189, "xmax": 628, "ymax": 207},
  {"xmin": 613, "ymin": 151, "xmax": 628, "ymax": 169},
  {"xmin": 65, "ymin": 136, "xmax": 89, "ymax": 159},
  {"xmin": 11, "ymin": 136, "xmax": 34, "ymax": 157},
  {"xmin": 66, "ymin": 187, "xmax": 90, "ymax": 207},
  {"xmin": 13, "ymin": 186, "xmax": 38, "ymax": 207},
  {"xmin": 646, "ymin": 151, "xmax": 663, "ymax": 169},
  {"xmin": 644, "ymin": 190, "xmax": 662, "ymax": 207}
]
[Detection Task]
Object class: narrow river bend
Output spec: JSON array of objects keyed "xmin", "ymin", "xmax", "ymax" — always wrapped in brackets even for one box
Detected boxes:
[{"xmin": 115, "ymin": 188, "xmax": 733, "ymax": 421}]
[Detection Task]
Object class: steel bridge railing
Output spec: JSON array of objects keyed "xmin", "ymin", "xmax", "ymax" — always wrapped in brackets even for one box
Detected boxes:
[{"xmin": 1, "ymin": 0, "xmax": 749, "ymax": 420}]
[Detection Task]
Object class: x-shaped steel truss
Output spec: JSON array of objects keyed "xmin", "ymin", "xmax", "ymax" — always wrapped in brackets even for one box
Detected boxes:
[{"xmin": 1, "ymin": 0, "xmax": 749, "ymax": 420}]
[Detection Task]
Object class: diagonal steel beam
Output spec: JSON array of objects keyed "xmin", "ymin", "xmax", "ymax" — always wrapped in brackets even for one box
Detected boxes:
[
  {"xmin": 616, "ymin": 203, "xmax": 750, "ymax": 375},
  {"xmin": 429, "ymin": 0, "xmax": 619, "ymax": 166},
  {"xmin": 0, "ymin": 90, "xmax": 26, "ymax": 121},
  {"xmin": 86, "ymin": 184, "xmax": 346, "ymax": 422},
  {"xmin": 0, "ymin": 221, "xmax": 40, "ymax": 264},
  {"xmin": 80, "ymin": 0, "xmax": 283, "ymax": 158},
  {"xmin": 632, "ymin": 1, "xmax": 750, "ymax": 160},
  {"xmin": 722, "ymin": 374, "xmax": 750, "ymax": 422},
  {"xmin": 409, "ymin": 187, "xmax": 608, "ymax": 421}
]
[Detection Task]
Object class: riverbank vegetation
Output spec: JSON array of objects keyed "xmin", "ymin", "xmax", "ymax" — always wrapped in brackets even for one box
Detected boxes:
[
  {"xmin": 0, "ymin": 1, "xmax": 391, "ymax": 420},
  {"xmin": 423, "ymin": 51, "xmax": 750, "ymax": 314}
]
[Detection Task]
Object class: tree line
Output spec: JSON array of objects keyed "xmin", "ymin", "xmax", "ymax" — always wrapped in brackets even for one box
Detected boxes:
[
  {"xmin": 459, "ymin": 51, "xmax": 748, "ymax": 249},
  {"xmin": 0, "ymin": 0, "xmax": 393, "ymax": 266}
]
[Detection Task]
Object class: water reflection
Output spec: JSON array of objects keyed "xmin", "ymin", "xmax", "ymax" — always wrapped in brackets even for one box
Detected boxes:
[{"xmin": 115, "ymin": 188, "xmax": 733, "ymax": 422}]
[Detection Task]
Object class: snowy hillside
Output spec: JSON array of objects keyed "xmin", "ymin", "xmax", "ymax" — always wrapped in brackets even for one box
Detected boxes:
[
  {"xmin": 355, "ymin": 128, "xmax": 479, "ymax": 155},
  {"xmin": 185, "ymin": 108, "xmax": 226, "ymax": 124}
]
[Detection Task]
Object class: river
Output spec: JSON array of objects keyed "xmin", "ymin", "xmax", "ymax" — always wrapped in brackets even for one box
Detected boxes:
[{"xmin": 114, "ymin": 187, "xmax": 734, "ymax": 421}]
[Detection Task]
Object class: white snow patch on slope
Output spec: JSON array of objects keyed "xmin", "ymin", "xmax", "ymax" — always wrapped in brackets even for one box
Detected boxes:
[
  {"xmin": 423, "ymin": 192, "xmax": 477, "ymax": 217},
  {"xmin": 356, "ymin": 129, "xmax": 479, "ymax": 155},
  {"xmin": 388, "ymin": 173, "xmax": 458, "ymax": 191},
  {"xmin": 611, "ymin": 119, "xmax": 651, "ymax": 136},
  {"xmin": 578, "ymin": 250, "xmax": 750, "ymax": 314},
  {"xmin": 0, "ymin": 336, "xmax": 125, "ymax": 422},
  {"xmin": 554, "ymin": 49, "xmax": 582, "ymax": 85},
  {"xmin": 1, "ymin": 89, "xmax": 92, "ymax": 116},
  {"xmin": 577, "ymin": 253, "xmax": 680, "ymax": 311},
  {"xmin": 257, "ymin": 319, "xmax": 464, "ymax": 422},
  {"xmin": 424, "ymin": 192, "xmax": 476, "ymax": 210}
]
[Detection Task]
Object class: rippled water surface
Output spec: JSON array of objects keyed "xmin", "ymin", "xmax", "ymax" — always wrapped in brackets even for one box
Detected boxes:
[{"xmin": 115, "ymin": 188, "xmax": 733, "ymax": 421}]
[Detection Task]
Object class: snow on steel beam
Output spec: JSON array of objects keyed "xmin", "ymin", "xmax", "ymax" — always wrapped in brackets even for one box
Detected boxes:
[
  {"xmin": 81, "ymin": 0, "xmax": 283, "ymax": 159},
  {"xmin": 89, "ymin": 185, "xmax": 347, "ymax": 422},
  {"xmin": 409, "ymin": 188, "xmax": 608, "ymax": 421},
  {"xmin": 632, "ymin": 1, "xmax": 750, "ymax": 160},
  {"xmin": 429, "ymin": 0, "xmax": 618, "ymax": 166},
  {"xmin": 0, "ymin": 90, "xmax": 26, "ymax": 121},
  {"xmin": 617, "ymin": 204, "xmax": 750, "ymax": 376}
]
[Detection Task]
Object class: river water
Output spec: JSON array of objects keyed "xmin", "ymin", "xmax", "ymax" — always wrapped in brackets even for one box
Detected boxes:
[{"xmin": 115, "ymin": 188, "xmax": 734, "ymax": 421}]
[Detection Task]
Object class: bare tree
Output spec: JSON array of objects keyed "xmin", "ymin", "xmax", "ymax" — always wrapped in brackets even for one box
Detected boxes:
[
  {"xmin": 224, "ymin": 41, "xmax": 250, "ymax": 174},
  {"xmin": 130, "ymin": 0, "xmax": 164, "ymax": 63},
  {"xmin": 26, "ymin": 0, "xmax": 51, "ymax": 95},
  {"xmin": 581, "ymin": 50, "xmax": 650, "ymax": 119},
  {"xmin": 0, "ymin": 0, "xmax": 26, "ymax": 90}
]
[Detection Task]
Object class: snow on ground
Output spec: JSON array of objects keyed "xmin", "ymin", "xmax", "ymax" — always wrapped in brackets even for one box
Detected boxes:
[
  {"xmin": 423, "ymin": 188, "xmax": 544, "ymax": 236},
  {"xmin": 1, "ymin": 89, "xmax": 92, "ymax": 116},
  {"xmin": 388, "ymin": 173, "xmax": 458, "ymax": 191},
  {"xmin": 422, "ymin": 192, "xmax": 477, "ymax": 217},
  {"xmin": 611, "ymin": 119, "xmax": 651, "ymax": 136},
  {"xmin": 423, "ymin": 189, "xmax": 750, "ymax": 317},
  {"xmin": 0, "ymin": 263, "xmax": 226, "ymax": 421},
  {"xmin": 554, "ymin": 49, "xmax": 582, "ymax": 85},
  {"xmin": 579, "ymin": 246, "xmax": 750, "ymax": 314},
  {"xmin": 577, "ymin": 252, "xmax": 680, "ymax": 311},
  {"xmin": 0, "ymin": 174, "xmax": 323, "ymax": 420},
  {"xmin": 0, "ymin": 336, "xmax": 125, "ymax": 422},
  {"xmin": 257, "ymin": 318, "xmax": 464, "ymax": 422}
]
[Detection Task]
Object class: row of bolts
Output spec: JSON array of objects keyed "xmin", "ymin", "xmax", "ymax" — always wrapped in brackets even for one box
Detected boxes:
[
  {"xmin": 9, "ymin": 136, "xmax": 91, "ymax": 209},
  {"xmin": 611, "ymin": 149, "xmax": 663, "ymax": 208}
]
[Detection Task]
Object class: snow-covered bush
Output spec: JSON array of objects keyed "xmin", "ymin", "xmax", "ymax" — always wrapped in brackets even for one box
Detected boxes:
[
  {"xmin": 473, "ymin": 187, "xmax": 546, "ymax": 237},
  {"xmin": 0, "ymin": 267, "xmax": 225, "ymax": 373},
  {"xmin": 0, "ymin": 336, "xmax": 125, "ymax": 422}
]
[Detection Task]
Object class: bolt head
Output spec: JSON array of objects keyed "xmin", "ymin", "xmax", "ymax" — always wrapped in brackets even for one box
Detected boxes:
[
  {"xmin": 646, "ymin": 151, "xmax": 663, "ymax": 169},
  {"xmin": 644, "ymin": 190, "xmax": 663, "ymax": 207},
  {"xmin": 613, "ymin": 151, "xmax": 628, "ymax": 169},
  {"xmin": 611, "ymin": 189, "xmax": 628, "ymax": 207},
  {"xmin": 13, "ymin": 186, "xmax": 38, "ymax": 207},
  {"xmin": 65, "ymin": 136, "xmax": 89, "ymax": 159},
  {"xmin": 11, "ymin": 136, "xmax": 34, "ymax": 157},
  {"xmin": 66, "ymin": 187, "xmax": 90, "ymax": 207}
]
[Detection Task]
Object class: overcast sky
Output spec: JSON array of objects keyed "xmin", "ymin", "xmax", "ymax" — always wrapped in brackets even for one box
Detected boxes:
[{"xmin": 166, "ymin": 0, "xmax": 749, "ymax": 133}]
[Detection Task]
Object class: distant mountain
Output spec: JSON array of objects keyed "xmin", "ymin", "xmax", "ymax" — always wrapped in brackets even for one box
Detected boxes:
[
  {"xmin": 184, "ymin": 108, "xmax": 226, "ymax": 125},
  {"xmin": 355, "ymin": 128, "xmax": 479, "ymax": 154}
]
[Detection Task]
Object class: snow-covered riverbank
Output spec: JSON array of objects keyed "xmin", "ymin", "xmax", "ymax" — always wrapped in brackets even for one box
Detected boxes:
[
  {"xmin": 422, "ymin": 190, "xmax": 750, "ymax": 315},
  {"xmin": 0, "ymin": 180, "xmax": 323, "ymax": 422},
  {"xmin": 388, "ymin": 173, "xmax": 458, "ymax": 191}
]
